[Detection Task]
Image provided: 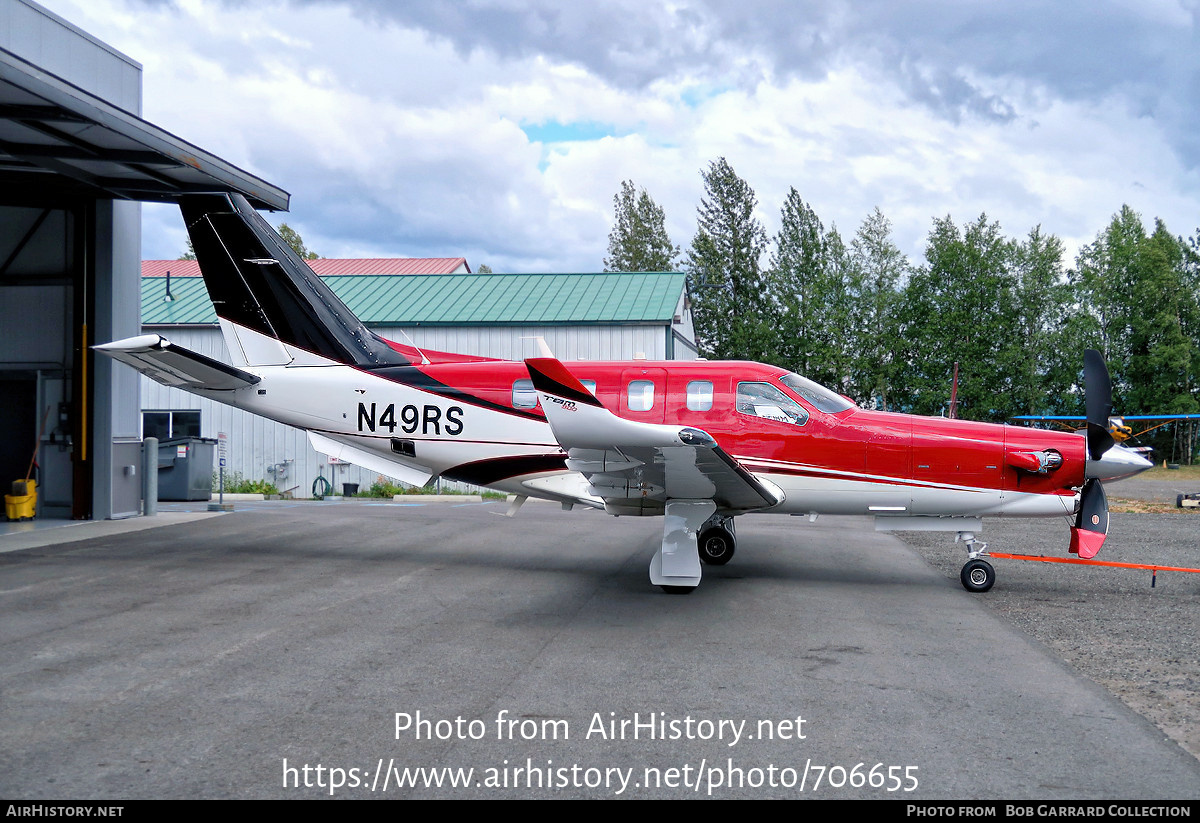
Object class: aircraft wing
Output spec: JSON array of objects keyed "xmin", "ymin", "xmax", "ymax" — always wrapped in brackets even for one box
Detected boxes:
[
  {"xmin": 1012, "ymin": 415, "xmax": 1082, "ymax": 421},
  {"xmin": 1014, "ymin": 414, "xmax": 1200, "ymax": 421},
  {"xmin": 1113, "ymin": 414, "xmax": 1200, "ymax": 420},
  {"xmin": 95, "ymin": 334, "xmax": 260, "ymax": 391},
  {"xmin": 525, "ymin": 358, "xmax": 784, "ymax": 514}
]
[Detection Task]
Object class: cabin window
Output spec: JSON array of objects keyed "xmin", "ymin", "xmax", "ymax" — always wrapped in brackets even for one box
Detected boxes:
[
  {"xmin": 512, "ymin": 379, "xmax": 537, "ymax": 408},
  {"xmin": 628, "ymin": 380, "xmax": 655, "ymax": 411},
  {"xmin": 736, "ymin": 382, "xmax": 809, "ymax": 426},
  {"xmin": 686, "ymin": 380, "xmax": 714, "ymax": 411},
  {"xmin": 580, "ymin": 380, "xmax": 597, "ymax": 395}
]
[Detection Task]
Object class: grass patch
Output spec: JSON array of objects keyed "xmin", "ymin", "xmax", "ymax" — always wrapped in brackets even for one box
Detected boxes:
[
  {"xmin": 212, "ymin": 471, "xmax": 278, "ymax": 495},
  {"xmin": 1141, "ymin": 464, "xmax": 1200, "ymax": 481},
  {"xmin": 354, "ymin": 476, "xmax": 506, "ymax": 498},
  {"xmin": 1109, "ymin": 498, "xmax": 1196, "ymax": 514}
]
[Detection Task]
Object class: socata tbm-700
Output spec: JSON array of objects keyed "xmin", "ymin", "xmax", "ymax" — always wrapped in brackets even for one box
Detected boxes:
[{"xmin": 98, "ymin": 194, "xmax": 1152, "ymax": 593}]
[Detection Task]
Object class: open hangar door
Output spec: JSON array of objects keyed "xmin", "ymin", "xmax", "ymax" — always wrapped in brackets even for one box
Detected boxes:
[
  {"xmin": 0, "ymin": 4, "xmax": 287, "ymax": 520},
  {"xmin": 0, "ymin": 200, "xmax": 83, "ymax": 518}
]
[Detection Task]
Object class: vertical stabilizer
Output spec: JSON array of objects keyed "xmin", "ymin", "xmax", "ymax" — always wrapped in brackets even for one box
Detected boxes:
[{"xmin": 179, "ymin": 193, "xmax": 411, "ymax": 367}]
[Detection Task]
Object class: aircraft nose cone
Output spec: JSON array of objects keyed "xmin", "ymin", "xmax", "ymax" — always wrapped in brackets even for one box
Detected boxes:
[{"xmin": 1086, "ymin": 445, "xmax": 1155, "ymax": 482}]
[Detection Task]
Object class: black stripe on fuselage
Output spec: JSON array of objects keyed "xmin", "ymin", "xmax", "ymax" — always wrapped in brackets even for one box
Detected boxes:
[
  {"xmin": 365, "ymin": 364, "xmax": 546, "ymax": 421},
  {"xmin": 441, "ymin": 453, "xmax": 567, "ymax": 486}
]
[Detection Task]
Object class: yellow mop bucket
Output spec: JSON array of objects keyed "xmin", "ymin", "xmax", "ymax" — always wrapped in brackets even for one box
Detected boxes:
[{"xmin": 5, "ymin": 479, "xmax": 37, "ymax": 521}]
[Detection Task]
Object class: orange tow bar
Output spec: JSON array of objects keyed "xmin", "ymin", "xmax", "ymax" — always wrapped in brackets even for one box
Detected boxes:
[{"xmin": 989, "ymin": 553, "xmax": 1200, "ymax": 588}]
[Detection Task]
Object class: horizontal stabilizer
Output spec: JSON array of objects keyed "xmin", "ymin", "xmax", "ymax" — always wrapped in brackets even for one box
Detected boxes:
[{"xmin": 94, "ymin": 334, "xmax": 260, "ymax": 391}]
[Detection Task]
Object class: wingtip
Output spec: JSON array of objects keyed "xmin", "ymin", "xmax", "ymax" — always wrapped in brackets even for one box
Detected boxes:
[{"xmin": 525, "ymin": 358, "xmax": 603, "ymax": 407}]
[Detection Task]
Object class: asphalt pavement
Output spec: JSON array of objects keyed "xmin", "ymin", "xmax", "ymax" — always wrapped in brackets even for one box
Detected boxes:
[{"xmin": 1, "ymin": 498, "xmax": 1197, "ymax": 799}]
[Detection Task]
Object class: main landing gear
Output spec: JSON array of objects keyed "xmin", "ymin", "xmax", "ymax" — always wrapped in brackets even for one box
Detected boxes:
[
  {"xmin": 652, "ymin": 508, "xmax": 738, "ymax": 594},
  {"xmin": 956, "ymin": 531, "xmax": 994, "ymax": 593},
  {"xmin": 697, "ymin": 518, "xmax": 736, "ymax": 566}
]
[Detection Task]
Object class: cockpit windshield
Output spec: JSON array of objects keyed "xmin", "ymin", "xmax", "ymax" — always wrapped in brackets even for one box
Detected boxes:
[{"xmin": 778, "ymin": 373, "xmax": 855, "ymax": 414}]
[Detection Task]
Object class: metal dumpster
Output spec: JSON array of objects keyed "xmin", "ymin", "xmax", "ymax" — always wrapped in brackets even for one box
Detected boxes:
[{"xmin": 156, "ymin": 437, "xmax": 216, "ymax": 501}]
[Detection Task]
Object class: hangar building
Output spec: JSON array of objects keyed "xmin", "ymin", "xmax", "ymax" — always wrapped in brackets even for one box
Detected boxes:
[
  {"xmin": 0, "ymin": 0, "xmax": 287, "ymax": 519},
  {"xmin": 138, "ymin": 263, "xmax": 698, "ymax": 497}
]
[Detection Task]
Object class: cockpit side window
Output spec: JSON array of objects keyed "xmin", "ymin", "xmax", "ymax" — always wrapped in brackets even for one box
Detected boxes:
[
  {"xmin": 778, "ymin": 372, "xmax": 854, "ymax": 413},
  {"xmin": 736, "ymin": 382, "xmax": 809, "ymax": 426}
]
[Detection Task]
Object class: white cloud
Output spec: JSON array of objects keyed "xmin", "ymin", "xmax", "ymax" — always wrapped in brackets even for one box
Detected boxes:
[{"xmin": 37, "ymin": 0, "xmax": 1200, "ymax": 273}]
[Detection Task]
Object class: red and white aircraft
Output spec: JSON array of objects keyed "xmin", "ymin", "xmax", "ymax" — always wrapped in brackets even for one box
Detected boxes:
[{"xmin": 98, "ymin": 194, "xmax": 1153, "ymax": 593}]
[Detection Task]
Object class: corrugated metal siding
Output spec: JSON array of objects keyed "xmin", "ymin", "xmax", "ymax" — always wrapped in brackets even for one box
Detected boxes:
[
  {"xmin": 142, "ymin": 258, "xmax": 470, "ymax": 277},
  {"xmin": 140, "ymin": 273, "xmax": 688, "ymax": 325}
]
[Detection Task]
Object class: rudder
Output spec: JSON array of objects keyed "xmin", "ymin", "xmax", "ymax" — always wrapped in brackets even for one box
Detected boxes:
[{"xmin": 180, "ymin": 193, "xmax": 411, "ymax": 368}]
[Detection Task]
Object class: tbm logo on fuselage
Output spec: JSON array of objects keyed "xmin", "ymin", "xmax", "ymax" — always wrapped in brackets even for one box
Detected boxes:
[{"xmin": 357, "ymin": 402, "xmax": 464, "ymax": 436}]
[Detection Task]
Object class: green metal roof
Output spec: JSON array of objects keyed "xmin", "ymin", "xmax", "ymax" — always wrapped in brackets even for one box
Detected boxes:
[{"xmin": 141, "ymin": 272, "xmax": 687, "ymax": 326}]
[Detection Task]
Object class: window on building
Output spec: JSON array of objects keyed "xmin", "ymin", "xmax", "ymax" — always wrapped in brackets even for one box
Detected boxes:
[
  {"xmin": 628, "ymin": 380, "xmax": 655, "ymax": 411},
  {"xmin": 142, "ymin": 410, "xmax": 201, "ymax": 440},
  {"xmin": 686, "ymin": 380, "xmax": 713, "ymax": 411}
]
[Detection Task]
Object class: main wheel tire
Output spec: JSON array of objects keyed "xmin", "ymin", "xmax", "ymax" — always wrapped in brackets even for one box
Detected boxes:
[
  {"xmin": 660, "ymin": 585, "xmax": 696, "ymax": 595},
  {"xmin": 960, "ymin": 559, "xmax": 996, "ymax": 593},
  {"xmin": 697, "ymin": 527, "xmax": 735, "ymax": 565}
]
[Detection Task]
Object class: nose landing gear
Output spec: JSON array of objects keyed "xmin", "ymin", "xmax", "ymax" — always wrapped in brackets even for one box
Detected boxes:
[{"xmin": 957, "ymin": 531, "xmax": 994, "ymax": 593}]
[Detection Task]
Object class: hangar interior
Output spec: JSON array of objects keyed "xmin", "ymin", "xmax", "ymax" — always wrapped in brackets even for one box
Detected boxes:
[{"xmin": 0, "ymin": 0, "xmax": 286, "ymax": 520}]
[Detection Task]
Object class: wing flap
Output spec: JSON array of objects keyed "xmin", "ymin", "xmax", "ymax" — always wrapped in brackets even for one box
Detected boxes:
[{"xmin": 95, "ymin": 334, "xmax": 260, "ymax": 391}]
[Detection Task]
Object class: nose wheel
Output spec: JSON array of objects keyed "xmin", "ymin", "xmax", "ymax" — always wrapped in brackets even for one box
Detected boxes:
[
  {"xmin": 960, "ymin": 559, "xmax": 996, "ymax": 593},
  {"xmin": 956, "ymin": 530, "xmax": 994, "ymax": 593}
]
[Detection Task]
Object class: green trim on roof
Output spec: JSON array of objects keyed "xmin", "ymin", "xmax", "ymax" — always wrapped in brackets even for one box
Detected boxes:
[{"xmin": 142, "ymin": 272, "xmax": 686, "ymax": 326}]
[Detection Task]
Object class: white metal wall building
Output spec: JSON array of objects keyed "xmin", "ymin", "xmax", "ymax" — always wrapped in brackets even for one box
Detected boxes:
[{"xmin": 139, "ymin": 269, "xmax": 698, "ymax": 497}]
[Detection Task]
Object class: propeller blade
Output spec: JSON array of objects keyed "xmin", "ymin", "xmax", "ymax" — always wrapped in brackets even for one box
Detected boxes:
[
  {"xmin": 1068, "ymin": 478, "xmax": 1109, "ymax": 559},
  {"xmin": 1083, "ymin": 349, "xmax": 1114, "ymax": 460}
]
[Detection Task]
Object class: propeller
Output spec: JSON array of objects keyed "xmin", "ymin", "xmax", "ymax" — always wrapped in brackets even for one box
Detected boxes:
[
  {"xmin": 1083, "ymin": 348, "xmax": 1115, "ymax": 460},
  {"xmin": 1069, "ymin": 478, "xmax": 1109, "ymax": 559},
  {"xmin": 1072, "ymin": 350, "xmax": 1114, "ymax": 559},
  {"xmin": 1072, "ymin": 349, "xmax": 1151, "ymax": 558},
  {"xmin": 1082, "ymin": 349, "xmax": 1154, "ymax": 482}
]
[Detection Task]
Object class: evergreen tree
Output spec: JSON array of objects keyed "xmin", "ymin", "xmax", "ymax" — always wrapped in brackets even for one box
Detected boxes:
[
  {"xmin": 1009, "ymin": 226, "xmax": 1073, "ymax": 416},
  {"xmin": 183, "ymin": 223, "xmax": 317, "ymax": 261},
  {"xmin": 1127, "ymin": 221, "xmax": 1198, "ymax": 416},
  {"xmin": 1070, "ymin": 205, "xmax": 1145, "ymax": 372},
  {"xmin": 767, "ymin": 188, "xmax": 854, "ymax": 393},
  {"xmin": 848, "ymin": 208, "xmax": 907, "ymax": 409},
  {"xmin": 894, "ymin": 214, "xmax": 1019, "ymax": 419},
  {"xmin": 686, "ymin": 158, "xmax": 771, "ymax": 361},
  {"xmin": 603, "ymin": 180, "xmax": 679, "ymax": 272},
  {"xmin": 1070, "ymin": 208, "xmax": 1200, "ymax": 456},
  {"xmin": 277, "ymin": 222, "xmax": 319, "ymax": 260}
]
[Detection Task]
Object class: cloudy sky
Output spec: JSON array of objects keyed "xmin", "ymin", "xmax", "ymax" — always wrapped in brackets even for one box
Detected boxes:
[{"xmin": 37, "ymin": 0, "xmax": 1200, "ymax": 272}]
